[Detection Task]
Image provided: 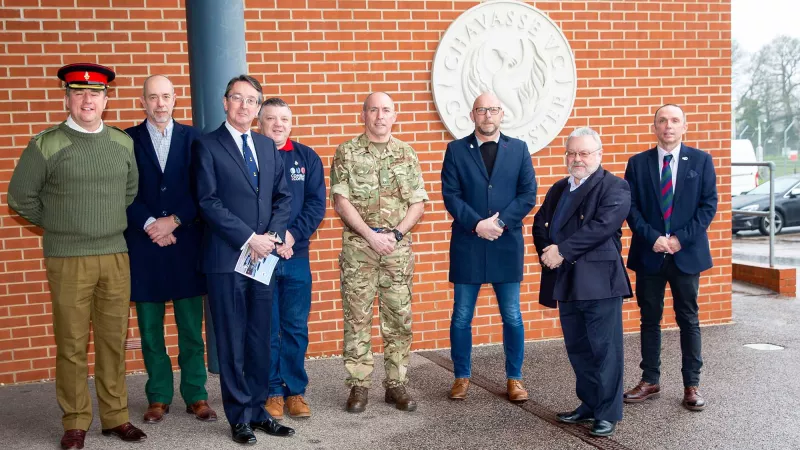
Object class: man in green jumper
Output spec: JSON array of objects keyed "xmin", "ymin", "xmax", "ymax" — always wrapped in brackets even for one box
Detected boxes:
[{"xmin": 7, "ymin": 63, "xmax": 146, "ymax": 450}]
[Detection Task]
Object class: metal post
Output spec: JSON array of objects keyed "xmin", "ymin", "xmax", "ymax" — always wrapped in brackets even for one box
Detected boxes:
[
  {"xmin": 757, "ymin": 122, "xmax": 763, "ymax": 162},
  {"xmin": 783, "ymin": 118, "xmax": 796, "ymax": 157},
  {"xmin": 768, "ymin": 161, "xmax": 775, "ymax": 267},
  {"xmin": 738, "ymin": 124, "xmax": 749, "ymax": 139},
  {"xmin": 185, "ymin": 0, "xmax": 249, "ymax": 373}
]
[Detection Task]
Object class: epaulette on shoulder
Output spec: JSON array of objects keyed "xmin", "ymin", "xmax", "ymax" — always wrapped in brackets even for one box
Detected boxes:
[
  {"xmin": 33, "ymin": 124, "xmax": 61, "ymax": 139},
  {"xmin": 107, "ymin": 125, "xmax": 133, "ymax": 148}
]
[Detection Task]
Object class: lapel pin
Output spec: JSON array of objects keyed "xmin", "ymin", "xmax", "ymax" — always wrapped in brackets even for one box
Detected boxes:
[
  {"xmin": 681, "ymin": 156, "xmax": 688, "ymax": 160},
  {"xmin": 469, "ymin": 144, "xmax": 474, "ymax": 148}
]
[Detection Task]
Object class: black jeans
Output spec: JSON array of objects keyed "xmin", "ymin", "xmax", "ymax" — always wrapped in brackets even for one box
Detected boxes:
[{"xmin": 636, "ymin": 255, "xmax": 703, "ymax": 387}]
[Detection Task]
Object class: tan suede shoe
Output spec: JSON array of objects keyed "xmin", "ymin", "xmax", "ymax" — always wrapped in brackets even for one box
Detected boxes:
[
  {"xmin": 286, "ymin": 395, "xmax": 311, "ymax": 418},
  {"xmin": 265, "ymin": 396, "xmax": 285, "ymax": 420},
  {"xmin": 449, "ymin": 378, "xmax": 470, "ymax": 400},
  {"xmin": 507, "ymin": 379, "xmax": 529, "ymax": 403}
]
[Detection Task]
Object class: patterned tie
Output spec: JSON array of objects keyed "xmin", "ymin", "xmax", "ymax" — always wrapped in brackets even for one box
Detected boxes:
[
  {"xmin": 660, "ymin": 154, "xmax": 674, "ymax": 234},
  {"xmin": 241, "ymin": 134, "xmax": 259, "ymax": 191}
]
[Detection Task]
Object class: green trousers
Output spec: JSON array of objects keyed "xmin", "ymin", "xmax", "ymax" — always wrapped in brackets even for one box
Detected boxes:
[{"xmin": 135, "ymin": 296, "xmax": 207, "ymax": 406}]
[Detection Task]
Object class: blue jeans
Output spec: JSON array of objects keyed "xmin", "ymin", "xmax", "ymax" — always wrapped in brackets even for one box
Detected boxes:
[
  {"xmin": 450, "ymin": 282, "xmax": 524, "ymax": 379},
  {"xmin": 268, "ymin": 257, "xmax": 312, "ymax": 398}
]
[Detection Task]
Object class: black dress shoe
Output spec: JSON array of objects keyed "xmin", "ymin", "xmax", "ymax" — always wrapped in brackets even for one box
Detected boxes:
[
  {"xmin": 556, "ymin": 409, "xmax": 594, "ymax": 424},
  {"xmin": 590, "ymin": 420, "xmax": 616, "ymax": 437},
  {"xmin": 230, "ymin": 423, "xmax": 257, "ymax": 445},
  {"xmin": 250, "ymin": 418, "xmax": 295, "ymax": 437}
]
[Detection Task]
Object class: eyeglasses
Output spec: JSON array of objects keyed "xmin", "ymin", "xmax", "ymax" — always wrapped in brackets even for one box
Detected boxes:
[
  {"xmin": 474, "ymin": 107, "xmax": 502, "ymax": 116},
  {"xmin": 227, "ymin": 94, "xmax": 259, "ymax": 107},
  {"xmin": 565, "ymin": 148, "xmax": 601, "ymax": 159}
]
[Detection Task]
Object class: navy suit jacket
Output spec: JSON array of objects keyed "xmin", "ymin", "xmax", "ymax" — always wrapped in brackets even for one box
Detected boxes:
[
  {"xmin": 441, "ymin": 132, "xmax": 537, "ymax": 284},
  {"xmin": 124, "ymin": 120, "xmax": 206, "ymax": 303},
  {"xmin": 624, "ymin": 144, "xmax": 718, "ymax": 275},
  {"xmin": 193, "ymin": 123, "xmax": 292, "ymax": 274},
  {"xmin": 532, "ymin": 169, "xmax": 632, "ymax": 308}
]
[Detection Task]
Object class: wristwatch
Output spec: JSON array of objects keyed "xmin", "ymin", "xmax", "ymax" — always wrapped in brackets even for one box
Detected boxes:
[
  {"xmin": 171, "ymin": 214, "xmax": 181, "ymax": 226},
  {"xmin": 267, "ymin": 231, "xmax": 283, "ymax": 244},
  {"xmin": 391, "ymin": 228, "xmax": 403, "ymax": 242}
]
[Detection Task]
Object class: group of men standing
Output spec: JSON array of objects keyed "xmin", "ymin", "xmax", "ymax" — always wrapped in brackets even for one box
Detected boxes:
[{"xmin": 6, "ymin": 61, "xmax": 718, "ymax": 448}]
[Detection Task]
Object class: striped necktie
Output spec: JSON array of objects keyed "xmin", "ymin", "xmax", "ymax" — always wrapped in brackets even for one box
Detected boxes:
[
  {"xmin": 241, "ymin": 134, "xmax": 259, "ymax": 191},
  {"xmin": 660, "ymin": 154, "xmax": 674, "ymax": 234}
]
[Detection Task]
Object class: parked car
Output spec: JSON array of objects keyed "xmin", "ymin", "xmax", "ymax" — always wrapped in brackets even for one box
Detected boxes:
[
  {"xmin": 732, "ymin": 174, "xmax": 800, "ymax": 235},
  {"xmin": 731, "ymin": 139, "xmax": 759, "ymax": 196}
]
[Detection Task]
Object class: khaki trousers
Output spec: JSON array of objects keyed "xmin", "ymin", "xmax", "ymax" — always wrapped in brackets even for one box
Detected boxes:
[{"xmin": 45, "ymin": 253, "xmax": 131, "ymax": 431}]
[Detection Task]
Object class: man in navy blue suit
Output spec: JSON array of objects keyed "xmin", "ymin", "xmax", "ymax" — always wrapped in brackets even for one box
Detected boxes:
[
  {"xmin": 193, "ymin": 75, "xmax": 295, "ymax": 444},
  {"xmin": 623, "ymin": 104, "xmax": 718, "ymax": 411},
  {"xmin": 441, "ymin": 92, "xmax": 537, "ymax": 403},
  {"xmin": 533, "ymin": 127, "xmax": 631, "ymax": 437},
  {"xmin": 125, "ymin": 75, "xmax": 216, "ymax": 425}
]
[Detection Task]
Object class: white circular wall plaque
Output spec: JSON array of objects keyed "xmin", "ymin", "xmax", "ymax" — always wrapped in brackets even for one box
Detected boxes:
[{"xmin": 432, "ymin": 0, "xmax": 577, "ymax": 154}]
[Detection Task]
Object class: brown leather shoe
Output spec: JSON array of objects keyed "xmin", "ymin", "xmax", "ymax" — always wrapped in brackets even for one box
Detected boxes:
[
  {"xmin": 143, "ymin": 402, "xmax": 169, "ymax": 424},
  {"xmin": 623, "ymin": 380, "xmax": 661, "ymax": 403},
  {"xmin": 60, "ymin": 429, "xmax": 86, "ymax": 450},
  {"xmin": 101, "ymin": 422, "xmax": 147, "ymax": 442},
  {"xmin": 683, "ymin": 386, "xmax": 706, "ymax": 411},
  {"xmin": 384, "ymin": 385, "xmax": 417, "ymax": 411},
  {"xmin": 507, "ymin": 379, "xmax": 529, "ymax": 403},
  {"xmin": 449, "ymin": 378, "xmax": 470, "ymax": 400},
  {"xmin": 185, "ymin": 400, "xmax": 218, "ymax": 422},
  {"xmin": 265, "ymin": 396, "xmax": 285, "ymax": 419},
  {"xmin": 286, "ymin": 395, "xmax": 311, "ymax": 418},
  {"xmin": 346, "ymin": 386, "xmax": 368, "ymax": 413}
]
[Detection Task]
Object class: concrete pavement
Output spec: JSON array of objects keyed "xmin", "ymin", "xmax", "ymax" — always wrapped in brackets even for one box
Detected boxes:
[{"xmin": 1, "ymin": 282, "xmax": 798, "ymax": 450}]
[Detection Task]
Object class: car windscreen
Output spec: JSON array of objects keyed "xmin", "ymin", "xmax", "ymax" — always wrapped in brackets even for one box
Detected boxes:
[{"xmin": 746, "ymin": 178, "xmax": 799, "ymax": 195}]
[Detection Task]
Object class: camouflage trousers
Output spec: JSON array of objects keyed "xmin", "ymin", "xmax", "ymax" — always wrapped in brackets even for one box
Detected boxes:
[{"xmin": 339, "ymin": 233, "xmax": 414, "ymax": 388}]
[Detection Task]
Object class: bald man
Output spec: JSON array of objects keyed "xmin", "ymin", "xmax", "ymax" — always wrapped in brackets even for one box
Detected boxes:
[
  {"xmin": 125, "ymin": 75, "xmax": 216, "ymax": 425},
  {"xmin": 330, "ymin": 92, "xmax": 428, "ymax": 413},
  {"xmin": 440, "ymin": 92, "xmax": 537, "ymax": 403}
]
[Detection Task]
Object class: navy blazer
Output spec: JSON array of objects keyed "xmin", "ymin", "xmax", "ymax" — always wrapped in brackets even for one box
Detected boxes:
[
  {"xmin": 193, "ymin": 123, "xmax": 292, "ymax": 274},
  {"xmin": 532, "ymin": 169, "xmax": 632, "ymax": 308},
  {"xmin": 124, "ymin": 120, "xmax": 206, "ymax": 303},
  {"xmin": 441, "ymin": 132, "xmax": 537, "ymax": 284},
  {"xmin": 624, "ymin": 144, "xmax": 718, "ymax": 275}
]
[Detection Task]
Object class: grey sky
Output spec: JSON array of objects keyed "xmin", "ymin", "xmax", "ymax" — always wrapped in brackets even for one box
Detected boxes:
[{"xmin": 733, "ymin": 0, "xmax": 800, "ymax": 52}]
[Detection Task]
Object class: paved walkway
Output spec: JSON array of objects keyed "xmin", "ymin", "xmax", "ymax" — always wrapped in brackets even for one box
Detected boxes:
[{"xmin": 1, "ymin": 282, "xmax": 798, "ymax": 450}]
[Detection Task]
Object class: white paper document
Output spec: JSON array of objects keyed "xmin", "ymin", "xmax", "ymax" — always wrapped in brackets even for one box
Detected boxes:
[{"xmin": 234, "ymin": 245, "xmax": 279, "ymax": 285}]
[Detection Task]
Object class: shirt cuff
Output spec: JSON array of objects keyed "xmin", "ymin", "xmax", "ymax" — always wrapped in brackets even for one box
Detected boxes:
[
  {"xmin": 143, "ymin": 217, "xmax": 156, "ymax": 230},
  {"xmin": 240, "ymin": 232, "xmax": 256, "ymax": 250}
]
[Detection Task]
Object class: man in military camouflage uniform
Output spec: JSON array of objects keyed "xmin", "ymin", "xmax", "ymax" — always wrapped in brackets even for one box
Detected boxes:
[{"xmin": 330, "ymin": 92, "xmax": 428, "ymax": 413}]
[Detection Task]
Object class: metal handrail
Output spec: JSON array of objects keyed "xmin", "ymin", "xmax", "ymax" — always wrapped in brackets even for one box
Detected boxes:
[{"xmin": 732, "ymin": 161, "xmax": 775, "ymax": 267}]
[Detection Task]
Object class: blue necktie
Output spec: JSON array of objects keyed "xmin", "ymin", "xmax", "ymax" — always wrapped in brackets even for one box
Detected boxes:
[
  {"xmin": 660, "ymin": 154, "xmax": 674, "ymax": 234},
  {"xmin": 241, "ymin": 134, "xmax": 259, "ymax": 191}
]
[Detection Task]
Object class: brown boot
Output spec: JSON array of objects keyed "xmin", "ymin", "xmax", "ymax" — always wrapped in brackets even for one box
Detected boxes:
[
  {"xmin": 185, "ymin": 400, "xmax": 218, "ymax": 422},
  {"xmin": 384, "ymin": 385, "xmax": 417, "ymax": 411},
  {"xmin": 623, "ymin": 381, "xmax": 661, "ymax": 403},
  {"xmin": 143, "ymin": 402, "xmax": 169, "ymax": 424},
  {"xmin": 449, "ymin": 378, "xmax": 470, "ymax": 400},
  {"xmin": 286, "ymin": 395, "xmax": 311, "ymax": 418},
  {"xmin": 683, "ymin": 386, "xmax": 706, "ymax": 411},
  {"xmin": 507, "ymin": 379, "xmax": 529, "ymax": 403},
  {"xmin": 346, "ymin": 386, "xmax": 368, "ymax": 413},
  {"xmin": 265, "ymin": 396, "xmax": 285, "ymax": 420}
]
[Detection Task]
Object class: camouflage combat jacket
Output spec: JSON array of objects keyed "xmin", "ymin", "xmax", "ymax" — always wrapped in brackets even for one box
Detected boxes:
[{"xmin": 330, "ymin": 133, "xmax": 428, "ymax": 232}]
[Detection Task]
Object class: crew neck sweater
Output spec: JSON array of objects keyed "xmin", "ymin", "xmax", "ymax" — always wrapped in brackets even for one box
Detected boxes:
[{"xmin": 8, "ymin": 121, "xmax": 138, "ymax": 257}]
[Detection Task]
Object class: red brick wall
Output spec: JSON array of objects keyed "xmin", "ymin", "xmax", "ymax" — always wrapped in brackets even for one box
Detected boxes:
[{"xmin": 0, "ymin": 0, "xmax": 733, "ymax": 384}]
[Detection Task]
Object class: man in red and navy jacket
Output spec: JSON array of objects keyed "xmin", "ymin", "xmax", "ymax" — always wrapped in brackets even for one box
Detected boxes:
[{"xmin": 257, "ymin": 97, "xmax": 326, "ymax": 420}]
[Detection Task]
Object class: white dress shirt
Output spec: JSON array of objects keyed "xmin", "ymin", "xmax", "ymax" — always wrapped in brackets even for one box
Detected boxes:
[
  {"xmin": 225, "ymin": 120, "xmax": 258, "ymax": 169},
  {"xmin": 66, "ymin": 116, "xmax": 103, "ymax": 133},
  {"xmin": 657, "ymin": 145, "xmax": 681, "ymax": 188}
]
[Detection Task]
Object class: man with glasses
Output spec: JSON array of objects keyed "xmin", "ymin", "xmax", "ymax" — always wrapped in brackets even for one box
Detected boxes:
[
  {"xmin": 532, "ymin": 127, "xmax": 631, "ymax": 437},
  {"xmin": 193, "ymin": 75, "xmax": 294, "ymax": 444},
  {"xmin": 330, "ymin": 92, "xmax": 428, "ymax": 413},
  {"xmin": 440, "ymin": 92, "xmax": 537, "ymax": 403},
  {"xmin": 623, "ymin": 104, "xmax": 718, "ymax": 412}
]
